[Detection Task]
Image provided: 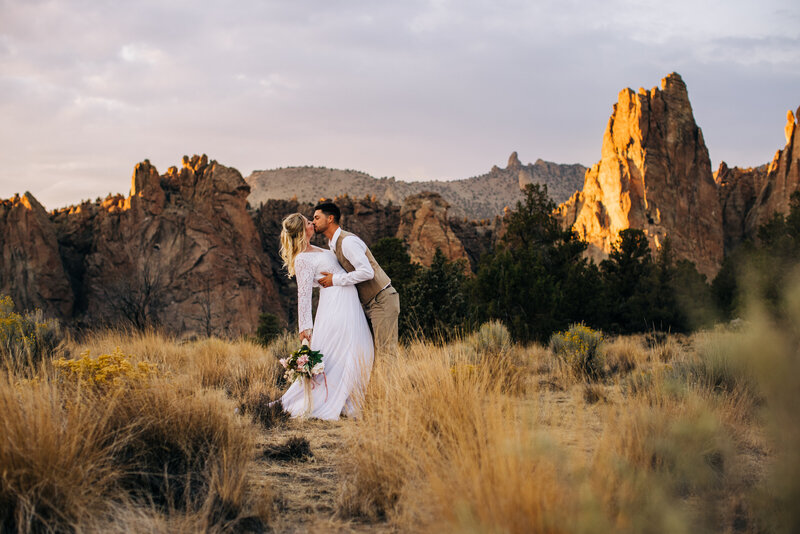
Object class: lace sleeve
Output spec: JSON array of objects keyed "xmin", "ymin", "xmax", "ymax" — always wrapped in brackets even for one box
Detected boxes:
[{"xmin": 294, "ymin": 254, "xmax": 314, "ymax": 333}]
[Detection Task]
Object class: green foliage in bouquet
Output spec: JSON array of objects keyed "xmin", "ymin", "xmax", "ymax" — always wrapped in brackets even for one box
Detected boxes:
[
  {"xmin": 549, "ymin": 323, "xmax": 605, "ymax": 380},
  {"xmin": 279, "ymin": 344, "xmax": 324, "ymax": 383}
]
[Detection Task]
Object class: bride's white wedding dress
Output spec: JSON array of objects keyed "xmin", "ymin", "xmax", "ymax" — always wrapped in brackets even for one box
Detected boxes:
[{"xmin": 280, "ymin": 247, "xmax": 374, "ymax": 420}]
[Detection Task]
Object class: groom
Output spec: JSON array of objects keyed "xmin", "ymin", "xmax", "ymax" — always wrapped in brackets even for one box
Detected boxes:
[{"xmin": 312, "ymin": 201, "xmax": 400, "ymax": 356}]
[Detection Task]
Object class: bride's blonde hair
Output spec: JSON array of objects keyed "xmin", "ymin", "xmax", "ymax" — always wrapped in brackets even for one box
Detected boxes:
[{"xmin": 279, "ymin": 213, "xmax": 308, "ymax": 277}]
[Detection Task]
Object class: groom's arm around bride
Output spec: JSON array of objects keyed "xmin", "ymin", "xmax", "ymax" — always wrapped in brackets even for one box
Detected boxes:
[{"xmin": 313, "ymin": 202, "xmax": 400, "ymax": 357}]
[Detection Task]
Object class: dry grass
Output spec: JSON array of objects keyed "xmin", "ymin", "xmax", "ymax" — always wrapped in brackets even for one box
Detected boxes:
[
  {"xmin": 337, "ymin": 339, "xmax": 580, "ymax": 532},
  {"xmin": 0, "ymin": 377, "xmax": 123, "ymax": 532},
  {"xmin": 2, "ymin": 298, "xmax": 798, "ymax": 533},
  {"xmin": 70, "ymin": 329, "xmax": 287, "ymax": 426},
  {"xmin": 0, "ymin": 331, "xmax": 279, "ymax": 532},
  {"xmin": 603, "ymin": 335, "xmax": 648, "ymax": 375},
  {"xmin": 335, "ymin": 309, "xmax": 799, "ymax": 533},
  {"xmin": 650, "ymin": 335, "xmax": 684, "ymax": 363},
  {"xmin": 590, "ymin": 387, "xmax": 743, "ymax": 532}
]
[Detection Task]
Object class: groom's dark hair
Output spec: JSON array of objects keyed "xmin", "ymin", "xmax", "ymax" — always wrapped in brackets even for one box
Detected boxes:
[{"xmin": 314, "ymin": 201, "xmax": 341, "ymax": 224}]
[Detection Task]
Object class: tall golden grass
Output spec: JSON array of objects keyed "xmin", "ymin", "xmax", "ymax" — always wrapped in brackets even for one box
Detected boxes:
[
  {"xmin": 2, "ymin": 278, "xmax": 799, "ymax": 533},
  {"xmin": 0, "ymin": 330, "xmax": 284, "ymax": 532},
  {"xmin": 336, "ymin": 280, "xmax": 800, "ymax": 533},
  {"xmin": 337, "ymin": 338, "xmax": 578, "ymax": 532}
]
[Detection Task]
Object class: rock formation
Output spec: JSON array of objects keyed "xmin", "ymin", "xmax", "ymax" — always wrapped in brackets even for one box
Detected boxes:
[
  {"xmin": 52, "ymin": 155, "xmax": 284, "ymax": 335},
  {"xmin": 557, "ymin": 73, "xmax": 724, "ymax": 278},
  {"xmin": 395, "ymin": 192, "xmax": 469, "ymax": 269},
  {"xmin": 246, "ymin": 155, "xmax": 586, "ymax": 219},
  {"xmin": 449, "ymin": 216, "xmax": 499, "ymax": 271},
  {"xmin": 715, "ymin": 162, "xmax": 768, "ymax": 253},
  {"xmin": 329, "ymin": 195, "xmax": 402, "ymax": 246},
  {"xmin": 0, "ymin": 192, "xmax": 74, "ymax": 317},
  {"xmin": 744, "ymin": 108, "xmax": 800, "ymax": 236}
]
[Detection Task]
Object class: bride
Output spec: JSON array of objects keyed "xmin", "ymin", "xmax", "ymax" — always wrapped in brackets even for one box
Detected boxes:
[{"xmin": 277, "ymin": 213, "xmax": 374, "ymax": 420}]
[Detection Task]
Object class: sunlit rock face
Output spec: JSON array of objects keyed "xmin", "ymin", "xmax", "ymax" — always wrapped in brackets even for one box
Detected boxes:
[
  {"xmin": 53, "ymin": 155, "xmax": 284, "ymax": 335},
  {"xmin": 744, "ymin": 108, "xmax": 800, "ymax": 237},
  {"xmin": 557, "ymin": 73, "xmax": 724, "ymax": 278},
  {"xmin": 396, "ymin": 192, "xmax": 469, "ymax": 268},
  {"xmin": 715, "ymin": 162, "xmax": 768, "ymax": 254},
  {"xmin": 0, "ymin": 192, "xmax": 74, "ymax": 317}
]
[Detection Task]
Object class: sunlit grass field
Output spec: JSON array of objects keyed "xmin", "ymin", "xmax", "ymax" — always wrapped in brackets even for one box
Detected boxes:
[{"xmin": 1, "ymin": 286, "xmax": 798, "ymax": 533}]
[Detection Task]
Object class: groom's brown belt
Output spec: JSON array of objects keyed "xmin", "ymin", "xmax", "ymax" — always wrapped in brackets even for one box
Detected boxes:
[{"xmin": 367, "ymin": 283, "xmax": 393, "ymax": 304}]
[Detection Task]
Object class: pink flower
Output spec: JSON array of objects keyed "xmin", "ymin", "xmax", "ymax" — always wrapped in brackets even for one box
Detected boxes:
[
  {"xmin": 279, "ymin": 358, "xmax": 288, "ymax": 368},
  {"xmin": 297, "ymin": 355, "xmax": 309, "ymax": 367}
]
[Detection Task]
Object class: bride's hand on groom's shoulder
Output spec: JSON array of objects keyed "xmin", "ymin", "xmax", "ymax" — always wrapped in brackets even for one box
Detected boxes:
[{"xmin": 318, "ymin": 271, "xmax": 333, "ymax": 288}]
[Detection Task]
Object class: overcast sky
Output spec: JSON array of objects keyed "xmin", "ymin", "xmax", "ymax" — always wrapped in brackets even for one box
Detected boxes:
[{"xmin": 1, "ymin": 0, "xmax": 798, "ymax": 210}]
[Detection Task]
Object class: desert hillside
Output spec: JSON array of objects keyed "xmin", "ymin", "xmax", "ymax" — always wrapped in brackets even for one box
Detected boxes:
[{"xmin": 246, "ymin": 152, "xmax": 586, "ymax": 219}]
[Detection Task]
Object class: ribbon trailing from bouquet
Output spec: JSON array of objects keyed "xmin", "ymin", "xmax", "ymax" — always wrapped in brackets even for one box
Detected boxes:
[{"xmin": 295, "ymin": 339, "xmax": 327, "ymax": 418}]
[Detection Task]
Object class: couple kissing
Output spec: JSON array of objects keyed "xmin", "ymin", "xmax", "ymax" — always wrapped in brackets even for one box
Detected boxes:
[{"xmin": 275, "ymin": 201, "xmax": 400, "ymax": 420}]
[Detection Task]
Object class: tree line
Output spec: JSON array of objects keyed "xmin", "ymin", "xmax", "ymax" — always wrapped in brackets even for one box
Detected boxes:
[{"xmin": 371, "ymin": 184, "xmax": 800, "ymax": 343}]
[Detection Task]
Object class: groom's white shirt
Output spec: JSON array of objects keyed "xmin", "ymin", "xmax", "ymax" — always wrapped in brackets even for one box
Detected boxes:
[{"xmin": 328, "ymin": 228, "xmax": 374, "ymax": 287}]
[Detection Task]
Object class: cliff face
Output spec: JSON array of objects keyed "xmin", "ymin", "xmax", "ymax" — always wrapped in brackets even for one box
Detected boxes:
[
  {"xmin": 52, "ymin": 156, "xmax": 284, "ymax": 335},
  {"xmin": 744, "ymin": 108, "xmax": 800, "ymax": 236},
  {"xmin": 0, "ymin": 170, "xmax": 476, "ymax": 334},
  {"xmin": 715, "ymin": 162, "xmax": 768, "ymax": 253},
  {"xmin": 332, "ymin": 195, "xmax": 402, "ymax": 246},
  {"xmin": 0, "ymin": 192, "xmax": 74, "ymax": 317},
  {"xmin": 557, "ymin": 73, "xmax": 724, "ymax": 278},
  {"xmin": 395, "ymin": 192, "xmax": 470, "ymax": 269},
  {"xmin": 449, "ymin": 217, "xmax": 499, "ymax": 271}
]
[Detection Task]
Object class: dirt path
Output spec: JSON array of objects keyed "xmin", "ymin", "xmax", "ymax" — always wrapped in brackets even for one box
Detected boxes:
[
  {"xmin": 251, "ymin": 385, "xmax": 608, "ymax": 533},
  {"xmin": 254, "ymin": 418, "xmax": 392, "ymax": 533}
]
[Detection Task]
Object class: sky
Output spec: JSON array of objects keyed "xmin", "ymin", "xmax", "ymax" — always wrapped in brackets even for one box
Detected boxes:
[{"xmin": 1, "ymin": 0, "xmax": 799, "ymax": 210}]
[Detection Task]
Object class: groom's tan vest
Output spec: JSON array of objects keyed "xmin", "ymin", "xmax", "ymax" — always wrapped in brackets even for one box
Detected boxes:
[{"xmin": 334, "ymin": 230, "xmax": 391, "ymax": 305}]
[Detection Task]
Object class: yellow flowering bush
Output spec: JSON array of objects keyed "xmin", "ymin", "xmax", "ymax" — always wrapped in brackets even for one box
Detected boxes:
[
  {"xmin": 55, "ymin": 348, "xmax": 159, "ymax": 389},
  {"xmin": 450, "ymin": 363, "xmax": 478, "ymax": 380},
  {"xmin": 1, "ymin": 295, "xmax": 63, "ymax": 368},
  {"xmin": 549, "ymin": 323, "xmax": 605, "ymax": 380}
]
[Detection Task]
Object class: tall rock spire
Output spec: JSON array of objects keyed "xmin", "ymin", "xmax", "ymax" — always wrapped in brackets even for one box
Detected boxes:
[
  {"xmin": 557, "ymin": 73, "xmax": 724, "ymax": 278},
  {"xmin": 744, "ymin": 107, "xmax": 800, "ymax": 235}
]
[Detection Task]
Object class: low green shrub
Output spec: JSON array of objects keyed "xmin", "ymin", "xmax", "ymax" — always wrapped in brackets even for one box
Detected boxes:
[{"xmin": 466, "ymin": 320, "xmax": 512, "ymax": 357}]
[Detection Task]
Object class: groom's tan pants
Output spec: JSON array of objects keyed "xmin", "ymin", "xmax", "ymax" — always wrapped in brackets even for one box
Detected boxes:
[{"xmin": 364, "ymin": 286, "xmax": 400, "ymax": 358}]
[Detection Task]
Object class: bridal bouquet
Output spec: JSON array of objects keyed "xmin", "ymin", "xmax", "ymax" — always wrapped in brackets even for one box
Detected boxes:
[
  {"xmin": 279, "ymin": 340, "xmax": 326, "ymax": 417},
  {"xmin": 279, "ymin": 340, "xmax": 324, "ymax": 384}
]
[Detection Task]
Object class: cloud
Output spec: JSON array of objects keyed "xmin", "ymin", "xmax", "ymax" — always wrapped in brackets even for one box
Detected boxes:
[
  {"xmin": 119, "ymin": 43, "xmax": 164, "ymax": 64},
  {"xmin": 0, "ymin": 0, "xmax": 799, "ymax": 209}
]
